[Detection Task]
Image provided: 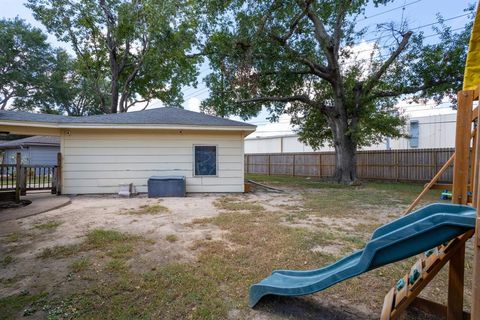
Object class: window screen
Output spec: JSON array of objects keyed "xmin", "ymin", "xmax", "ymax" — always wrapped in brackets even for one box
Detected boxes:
[
  {"xmin": 194, "ymin": 146, "xmax": 217, "ymax": 176},
  {"xmin": 410, "ymin": 121, "xmax": 419, "ymax": 148}
]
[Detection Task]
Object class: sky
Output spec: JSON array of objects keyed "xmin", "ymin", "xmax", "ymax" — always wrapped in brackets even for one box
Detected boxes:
[{"xmin": 0, "ymin": 0, "xmax": 475, "ymax": 136}]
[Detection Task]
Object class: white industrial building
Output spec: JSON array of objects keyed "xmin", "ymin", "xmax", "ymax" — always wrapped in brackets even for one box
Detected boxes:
[{"xmin": 245, "ymin": 109, "xmax": 456, "ymax": 154}]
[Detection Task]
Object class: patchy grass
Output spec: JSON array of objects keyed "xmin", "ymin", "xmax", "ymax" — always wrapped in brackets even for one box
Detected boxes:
[
  {"xmin": 37, "ymin": 243, "xmax": 81, "ymax": 259},
  {"xmin": 214, "ymin": 196, "xmax": 264, "ymax": 212},
  {"xmin": 0, "ymin": 292, "xmax": 47, "ymax": 319},
  {"xmin": 108, "ymin": 243, "xmax": 134, "ymax": 259},
  {"xmin": 106, "ymin": 258, "xmax": 128, "ymax": 273},
  {"xmin": 38, "ymin": 229, "xmax": 141, "ymax": 260},
  {"xmin": 33, "ymin": 220, "xmax": 63, "ymax": 231},
  {"xmin": 86, "ymin": 229, "xmax": 137, "ymax": 248},
  {"xmin": 124, "ymin": 204, "xmax": 170, "ymax": 215},
  {"xmin": 4, "ymin": 232, "xmax": 20, "ymax": 243},
  {"xmin": 165, "ymin": 234, "xmax": 179, "ymax": 243},
  {"xmin": 70, "ymin": 257, "xmax": 90, "ymax": 273},
  {"xmin": 1, "ymin": 255, "xmax": 14, "ymax": 267}
]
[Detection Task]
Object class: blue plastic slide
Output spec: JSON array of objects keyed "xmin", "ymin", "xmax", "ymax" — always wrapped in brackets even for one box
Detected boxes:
[{"xmin": 249, "ymin": 203, "xmax": 476, "ymax": 307}]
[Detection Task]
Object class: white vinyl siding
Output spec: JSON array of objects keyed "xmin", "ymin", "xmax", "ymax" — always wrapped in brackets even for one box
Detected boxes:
[{"xmin": 61, "ymin": 129, "xmax": 245, "ymax": 194}]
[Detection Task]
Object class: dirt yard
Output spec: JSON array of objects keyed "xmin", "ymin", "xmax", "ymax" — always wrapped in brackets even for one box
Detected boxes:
[{"xmin": 0, "ymin": 175, "xmax": 474, "ymax": 319}]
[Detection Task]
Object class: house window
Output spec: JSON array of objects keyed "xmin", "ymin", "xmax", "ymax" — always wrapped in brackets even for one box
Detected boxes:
[
  {"xmin": 194, "ymin": 145, "xmax": 217, "ymax": 176},
  {"xmin": 410, "ymin": 121, "xmax": 419, "ymax": 148}
]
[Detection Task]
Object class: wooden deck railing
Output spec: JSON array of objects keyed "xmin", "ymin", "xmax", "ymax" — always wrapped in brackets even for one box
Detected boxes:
[{"xmin": 0, "ymin": 152, "xmax": 62, "ymax": 196}]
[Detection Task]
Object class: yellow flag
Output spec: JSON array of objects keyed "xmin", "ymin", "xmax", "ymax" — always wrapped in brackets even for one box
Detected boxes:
[{"xmin": 464, "ymin": 2, "xmax": 480, "ymax": 90}]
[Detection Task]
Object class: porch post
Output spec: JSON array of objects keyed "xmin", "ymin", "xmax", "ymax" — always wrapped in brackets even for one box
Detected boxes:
[{"xmin": 15, "ymin": 152, "xmax": 21, "ymax": 203}]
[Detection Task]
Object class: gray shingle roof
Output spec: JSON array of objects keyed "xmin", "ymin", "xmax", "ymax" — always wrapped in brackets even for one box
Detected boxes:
[
  {"xmin": 0, "ymin": 136, "xmax": 60, "ymax": 149},
  {"xmin": 0, "ymin": 107, "xmax": 255, "ymax": 128}
]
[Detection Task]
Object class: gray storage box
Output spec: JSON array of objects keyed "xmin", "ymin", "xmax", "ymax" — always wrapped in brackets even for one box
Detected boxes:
[{"xmin": 147, "ymin": 176, "xmax": 186, "ymax": 197}]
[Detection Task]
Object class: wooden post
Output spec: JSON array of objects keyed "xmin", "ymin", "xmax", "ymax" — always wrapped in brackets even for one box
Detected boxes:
[
  {"xmin": 472, "ymin": 94, "xmax": 480, "ymax": 320},
  {"xmin": 472, "ymin": 216, "xmax": 480, "ymax": 320},
  {"xmin": 20, "ymin": 167, "xmax": 26, "ymax": 196},
  {"xmin": 318, "ymin": 154, "xmax": 322, "ymax": 178},
  {"xmin": 395, "ymin": 151, "xmax": 400, "ymax": 182},
  {"xmin": 15, "ymin": 152, "xmax": 21, "ymax": 203},
  {"xmin": 56, "ymin": 152, "xmax": 62, "ymax": 195},
  {"xmin": 471, "ymin": 128, "xmax": 478, "ymax": 196},
  {"xmin": 448, "ymin": 90, "xmax": 474, "ymax": 320},
  {"xmin": 292, "ymin": 154, "xmax": 296, "ymax": 176},
  {"xmin": 268, "ymin": 155, "xmax": 271, "ymax": 176},
  {"xmin": 452, "ymin": 91, "xmax": 473, "ymax": 204}
]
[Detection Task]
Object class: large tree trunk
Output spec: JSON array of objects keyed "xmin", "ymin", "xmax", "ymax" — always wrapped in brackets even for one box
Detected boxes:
[
  {"xmin": 110, "ymin": 74, "xmax": 119, "ymax": 114},
  {"xmin": 331, "ymin": 119, "xmax": 358, "ymax": 184}
]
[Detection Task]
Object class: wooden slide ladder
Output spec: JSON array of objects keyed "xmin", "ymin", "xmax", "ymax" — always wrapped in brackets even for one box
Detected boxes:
[{"xmin": 381, "ymin": 87, "xmax": 480, "ymax": 319}]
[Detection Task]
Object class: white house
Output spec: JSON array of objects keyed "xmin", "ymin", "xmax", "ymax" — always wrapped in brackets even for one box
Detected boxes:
[
  {"xmin": 245, "ymin": 111, "xmax": 456, "ymax": 154},
  {"xmin": 0, "ymin": 108, "xmax": 255, "ymax": 194}
]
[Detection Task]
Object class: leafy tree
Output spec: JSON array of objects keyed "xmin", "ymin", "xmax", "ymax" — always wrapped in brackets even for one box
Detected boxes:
[
  {"xmin": 0, "ymin": 17, "xmax": 53, "ymax": 111},
  {"xmin": 201, "ymin": 0, "xmax": 472, "ymax": 183},
  {"xmin": 46, "ymin": 50, "xmax": 106, "ymax": 116},
  {"xmin": 27, "ymin": 0, "xmax": 202, "ymax": 113}
]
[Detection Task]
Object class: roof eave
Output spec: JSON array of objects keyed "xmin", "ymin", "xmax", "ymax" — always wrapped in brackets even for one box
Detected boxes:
[{"xmin": 0, "ymin": 120, "xmax": 256, "ymax": 132}]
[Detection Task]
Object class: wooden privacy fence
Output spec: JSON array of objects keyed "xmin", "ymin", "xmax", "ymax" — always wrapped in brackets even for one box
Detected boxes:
[{"xmin": 245, "ymin": 148, "xmax": 456, "ymax": 183}]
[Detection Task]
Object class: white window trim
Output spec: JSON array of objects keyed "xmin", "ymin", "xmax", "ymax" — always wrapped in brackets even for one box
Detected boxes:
[{"xmin": 409, "ymin": 120, "xmax": 419, "ymax": 148}]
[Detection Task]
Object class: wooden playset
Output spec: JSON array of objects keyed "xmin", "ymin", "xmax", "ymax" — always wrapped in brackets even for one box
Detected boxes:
[{"xmin": 380, "ymin": 87, "xmax": 480, "ymax": 319}]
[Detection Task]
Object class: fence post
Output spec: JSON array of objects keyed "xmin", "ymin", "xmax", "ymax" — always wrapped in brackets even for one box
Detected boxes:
[
  {"xmin": 20, "ymin": 167, "xmax": 26, "ymax": 196},
  {"xmin": 292, "ymin": 154, "xmax": 296, "ymax": 176},
  {"xmin": 268, "ymin": 155, "xmax": 271, "ymax": 176},
  {"xmin": 395, "ymin": 151, "xmax": 399, "ymax": 182},
  {"xmin": 56, "ymin": 152, "xmax": 62, "ymax": 195},
  {"xmin": 15, "ymin": 152, "xmax": 21, "ymax": 203},
  {"xmin": 318, "ymin": 154, "xmax": 322, "ymax": 178}
]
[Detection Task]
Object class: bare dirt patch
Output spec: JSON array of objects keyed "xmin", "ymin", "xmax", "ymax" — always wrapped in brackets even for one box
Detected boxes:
[{"xmin": 0, "ymin": 194, "xmax": 225, "ymax": 299}]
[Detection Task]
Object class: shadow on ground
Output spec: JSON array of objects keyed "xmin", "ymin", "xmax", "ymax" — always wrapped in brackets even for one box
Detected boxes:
[
  {"xmin": 253, "ymin": 296, "xmax": 372, "ymax": 320},
  {"xmin": 253, "ymin": 295, "xmax": 442, "ymax": 320}
]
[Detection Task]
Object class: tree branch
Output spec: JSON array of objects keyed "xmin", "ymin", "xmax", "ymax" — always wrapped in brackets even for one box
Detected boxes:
[
  {"xmin": 369, "ymin": 77, "xmax": 459, "ymax": 100},
  {"xmin": 237, "ymin": 94, "xmax": 317, "ymax": 107},
  {"xmin": 269, "ymin": 33, "xmax": 331, "ymax": 80},
  {"xmin": 364, "ymin": 31, "xmax": 413, "ymax": 95},
  {"xmin": 300, "ymin": 0, "xmax": 336, "ymax": 68},
  {"xmin": 277, "ymin": 7, "xmax": 308, "ymax": 42}
]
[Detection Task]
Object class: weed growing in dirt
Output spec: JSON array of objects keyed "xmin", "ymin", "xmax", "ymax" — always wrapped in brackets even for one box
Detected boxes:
[
  {"xmin": 213, "ymin": 196, "xmax": 264, "ymax": 212},
  {"xmin": 165, "ymin": 234, "xmax": 178, "ymax": 243},
  {"xmin": 1, "ymin": 255, "xmax": 14, "ymax": 267},
  {"xmin": 33, "ymin": 220, "xmax": 63, "ymax": 231},
  {"xmin": 37, "ymin": 244, "xmax": 81, "ymax": 259},
  {"xmin": 70, "ymin": 257, "xmax": 90, "ymax": 273},
  {"xmin": 5, "ymin": 233, "xmax": 20, "ymax": 243},
  {"xmin": 124, "ymin": 204, "xmax": 170, "ymax": 215},
  {"xmin": 38, "ymin": 229, "xmax": 141, "ymax": 259},
  {"xmin": 106, "ymin": 258, "xmax": 127, "ymax": 272},
  {"xmin": 0, "ymin": 292, "xmax": 47, "ymax": 319}
]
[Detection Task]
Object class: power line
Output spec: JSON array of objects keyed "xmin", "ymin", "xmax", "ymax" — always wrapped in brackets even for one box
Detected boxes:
[
  {"xmin": 357, "ymin": 12, "xmax": 470, "ymax": 45},
  {"xmin": 184, "ymin": 87, "xmax": 209, "ymax": 99},
  {"xmin": 354, "ymin": 26, "xmax": 465, "ymax": 55},
  {"xmin": 357, "ymin": 0, "xmax": 424, "ymax": 22}
]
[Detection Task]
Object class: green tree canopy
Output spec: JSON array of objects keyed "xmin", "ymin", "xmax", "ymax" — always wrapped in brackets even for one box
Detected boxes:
[
  {"xmin": 201, "ymin": 0, "xmax": 472, "ymax": 183},
  {"xmin": 0, "ymin": 17, "xmax": 54, "ymax": 111},
  {"xmin": 27, "ymin": 0, "xmax": 202, "ymax": 113},
  {"xmin": 45, "ymin": 49, "xmax": 106, "ymax": 115}
]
